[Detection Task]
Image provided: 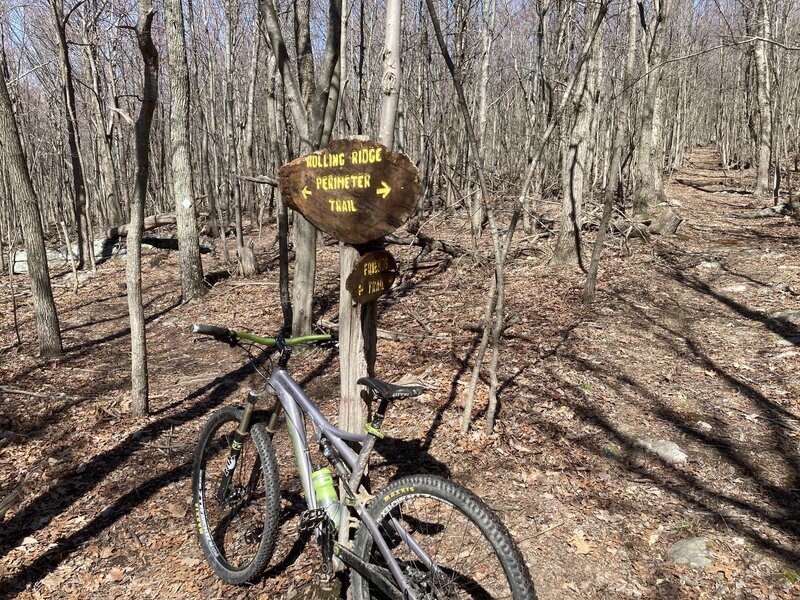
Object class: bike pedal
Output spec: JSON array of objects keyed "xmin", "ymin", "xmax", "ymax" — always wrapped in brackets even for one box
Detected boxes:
[{"xmin": 299, "ymin": 508, "xmax": 327, "ymax": 531}]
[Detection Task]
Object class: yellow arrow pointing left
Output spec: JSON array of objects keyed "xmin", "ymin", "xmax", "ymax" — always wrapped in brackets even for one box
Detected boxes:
[
  {"xmin": 376, "ymin": 181, "xmax": 391, "ymax": 199},
  {"xmin": 301, "ymin": 185, "xmax": 312, "ymax": 199}
]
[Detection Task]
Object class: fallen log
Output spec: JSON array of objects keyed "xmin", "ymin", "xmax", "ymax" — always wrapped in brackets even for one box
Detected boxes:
[
  {"xmin": 104, "ymin": 212, "xmax": 177, "ymax": 240},
  {"xmin": 385, "ymin": 222, "xmax": 465, "ymax": 258}
]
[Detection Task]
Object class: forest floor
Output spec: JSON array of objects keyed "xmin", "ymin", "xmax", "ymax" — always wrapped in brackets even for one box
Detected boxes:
[{"xmin": 1, "ymin": 147, "xmax": 799, "ymax": 600}]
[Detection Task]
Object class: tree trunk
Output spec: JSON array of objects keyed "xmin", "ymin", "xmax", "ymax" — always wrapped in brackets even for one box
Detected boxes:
[
  {"xmin": 82, "ymin": 14, "xmax": 124, "ymax": 229},
  {"xmin": 265, "ymin": 47, "xmax": 293, "ymax": 332},
  {"xmin": 473, "ymin": 0, "xmax": 496, "ymax": 234},
  {"xmin": 338, "ymin": 0, "xmax": 399, "ymax": 438},
  {"xmin": 165, "ymin": 0, "xmax": 206, "ymax": 302},
  {"xmin": 290, "ymin": 0, "xmax": 318, "ymax": 331},
  {"xmin": 243, "ymin": 15, "xmax": 262, "ymax": 230},
  {"xmin": 50, "ymin": 0, "xmax": 91, "ymax": 269},
  {"xmin": 632, "ymin": 0, "xmax": 672, "ymax": 217},
  {"xmin": 584, "ymin": 0, "xmax": 638, "ymax": 303},
  {"xmin": 127, "ymin": 0, "xmax": 158, "ymax": 418},
  {"xmin": 0, "ymin": 54, "xmax": 63, "ymax": 358},
  {"xmin": 549, "ymin": 0, "xmax": 602, "ymax": 268},
  {"xmin": 224, "ymin": 1, "xmax": 256, "ymax": 277},
  {"xmin": 259, "ymin": 0, "xmax": 342, "ymax": 335},
  {"xmin": 745, "ymin": 0, "xmax": 773, "ymax": 197}
]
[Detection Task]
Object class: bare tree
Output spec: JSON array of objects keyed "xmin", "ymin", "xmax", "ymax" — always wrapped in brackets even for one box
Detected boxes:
[
  {"xmin": 259, "ymin": 0, "xmax": 343, "ymax": 335},
  {"xmin": 81, "ymin": 1, "xmax": 124, "ymax": 229},
  {"xmin": 585, "ymin": 0, "xmax": 639, "ymax": 303},
  {"xmin": 165, "ymin": 0, "xmax": 205, "ymax": 302},
  {"xmin": 743, "ymin": 0, "xmax": 774, "ymax": 198},
  {"xmin": 633, "ymin": 0, "xmax": 673, "ymax": 217},
  {"xmin": 549, "ymin": 0, "xmax": 604, "ymax": 268},
  {"xmin": 126, "ymin": 0, "xmax": 159, "ymax": 417},
  {"xmin": 0, "ymin": 52, "xmax": 62, "ymax": 358},
  {"xmin": 338, "ymin": 0, "xmax": 401, "ymax": 438},
  {"xmin": 50, "ymin": 0, "xmax": 91, "ymax": 268}
]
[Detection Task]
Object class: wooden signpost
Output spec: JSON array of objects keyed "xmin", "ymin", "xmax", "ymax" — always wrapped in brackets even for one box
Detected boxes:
[
  {"xmin": 278, "ymin": 139, "xmax": 419, "ymax": 245},
  {"xmin": 344, "ymin": 250, "xmax": 398, "ymax": 304}
]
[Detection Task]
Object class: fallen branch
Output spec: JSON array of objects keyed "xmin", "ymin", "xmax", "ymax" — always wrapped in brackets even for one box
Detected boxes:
[
  {"xmin": 0, "ymin": 482, "xmax": 24, "ymax": 521},
  {"xmin": 236, "ymin": 173, "xmax": 278, "ymax": 187},
  {"xmin": 0, "ymin": 385, "xmax": 51, "ymax": 398},
  {"xmin": 227, "ymin": 281, "xmax": 279, "ymax": 287}
]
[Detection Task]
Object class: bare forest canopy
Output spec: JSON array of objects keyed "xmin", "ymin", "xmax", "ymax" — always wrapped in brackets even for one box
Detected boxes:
[
  {"xmin": 0, "ymin": 0, "xmax": 798, "ymax": 418},
  {"xmin": 0, "ymin": 0, "xmax": 797, "ymax": 253},
  {"xmin": 1, "ymin": 2, "xmax": 800, "ymax": 595}
]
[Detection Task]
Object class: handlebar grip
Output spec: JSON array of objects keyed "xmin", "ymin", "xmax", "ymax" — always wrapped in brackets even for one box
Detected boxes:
[{"xmin": 190, "ymin": 324, "xmax": 236, "ymax": 345}]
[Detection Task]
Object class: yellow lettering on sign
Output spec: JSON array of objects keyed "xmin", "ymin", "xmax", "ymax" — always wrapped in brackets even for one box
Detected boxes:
[
  {"xmin": 362, "ymin": 257, "xmax": 390, "ymax": 276},
  {"xmin": 368, "ymin": 280, "xmax": 385, "ymax": 294},
  {"xmin": 350, "ymin": 147, "xmax": 382, "ymax": 165},
  {"xmin": 328, "ymin": 199, "xmax": 358, "ymax": 212},
  {"xmin": 316, "ymin": 174, "xmax": 371, "ymax": 191},
  {"xmin": 305, "ymin": 152, "xmax": 346, "ymax": 169}
]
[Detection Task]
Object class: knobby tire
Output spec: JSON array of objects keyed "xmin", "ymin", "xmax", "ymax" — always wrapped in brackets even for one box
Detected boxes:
[
  {"xmin": 191, "ymin": 407, "xmax": 280, "ymax": 584},
  {"xmin": 350, "ymin": 474, "xmax": 536, "ymax": 600}
]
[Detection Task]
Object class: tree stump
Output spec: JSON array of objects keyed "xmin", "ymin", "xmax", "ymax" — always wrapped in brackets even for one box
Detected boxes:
[
  {"xmin": 649, "ymin": 207, "xmax": 683, "ymax": 236},
  {"xmin": 238, "ymin": 243, "xmax": 259, "ymax": 277}
]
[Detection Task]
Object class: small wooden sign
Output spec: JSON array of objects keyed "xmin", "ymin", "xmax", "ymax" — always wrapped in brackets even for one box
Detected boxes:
[
  {"xmin": 345, "ymin": 250, "xmax": 397, "ymax": 303},
  {"xmin": 278, "ymin": 139, "xmax": 419, "ymax": 245}
]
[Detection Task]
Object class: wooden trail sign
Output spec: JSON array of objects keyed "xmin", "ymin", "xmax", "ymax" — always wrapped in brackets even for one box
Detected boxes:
[
  {"xmin": 279, "ymin": 139, "xmax": 419, "ymax": 245},
  {"xmin": 345, "ymin": 250, "xmax": 397, "ymax": 303}
]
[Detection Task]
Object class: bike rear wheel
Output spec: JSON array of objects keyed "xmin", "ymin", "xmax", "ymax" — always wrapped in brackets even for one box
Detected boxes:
[
  {"xmin": 192, "ymin": 407, "xmax": 280, "ymax": 584},
  {"xmin": 350, "ymin": 474, "xmax": 536, "ymax": 599}
]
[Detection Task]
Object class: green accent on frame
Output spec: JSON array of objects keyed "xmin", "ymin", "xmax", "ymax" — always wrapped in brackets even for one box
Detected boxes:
[{"xmin": 365, "ymin": 422, "xmax": 384, "ymax": 439}]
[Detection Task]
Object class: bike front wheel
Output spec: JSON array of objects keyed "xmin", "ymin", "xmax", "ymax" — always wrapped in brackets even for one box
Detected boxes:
[
  {"xmin": 350, "ymin": 474, "xmax": 536, "ymax": 599},
  {"xmin": 192, "ymin": 407, "xmax": 280, "ymax": 584}
]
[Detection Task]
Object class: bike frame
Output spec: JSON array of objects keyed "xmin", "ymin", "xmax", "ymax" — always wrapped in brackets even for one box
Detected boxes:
[{"xmin": 265, "ymin": 365, "xmax": 425, "ymax": 599}]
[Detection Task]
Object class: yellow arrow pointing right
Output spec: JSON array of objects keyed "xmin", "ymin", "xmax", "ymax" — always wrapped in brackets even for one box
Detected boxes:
[{"xmin": 376, "ymin": 181, "xmax": 391, "ymax": 199}]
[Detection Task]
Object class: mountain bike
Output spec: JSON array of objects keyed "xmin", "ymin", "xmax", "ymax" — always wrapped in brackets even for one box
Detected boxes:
[{"xmin": 189, "ymin": 323, "xmax": 536, "ymax": 599}]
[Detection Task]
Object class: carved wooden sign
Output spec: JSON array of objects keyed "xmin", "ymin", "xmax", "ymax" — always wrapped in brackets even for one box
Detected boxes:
[
  {"xmin": 345, "ymin": 250, "xmax": 398, "ymax": 304},
  {"xmin": 278, "ymin": 139, "xmax": 419, "ymax": 245}
]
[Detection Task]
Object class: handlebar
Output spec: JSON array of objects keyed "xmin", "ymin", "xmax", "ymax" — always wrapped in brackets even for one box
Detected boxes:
[{"xmin": 190, "ymin": 323, "xmax": 337, "ymax": 348}]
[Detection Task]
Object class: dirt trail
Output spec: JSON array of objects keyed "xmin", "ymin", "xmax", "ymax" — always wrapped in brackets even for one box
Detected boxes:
[{"xmin": 1, "ymin": 148, "xmax": 799, "ymax": 599}]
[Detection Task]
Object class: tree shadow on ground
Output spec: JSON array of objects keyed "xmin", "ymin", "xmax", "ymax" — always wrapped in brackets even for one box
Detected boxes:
[
  {"xmin": 656, "ymin": 246, "xmax": 798, "ymax": 345},
  {"xmin": 0, "ymin": 291, "xmax": 183, "ymax": 447},
  {"xmin": 517, "ymin": 250, "xmax": 800, "ymax": 567},
  {"xmin": 0, "ymin": 352, "xmax": 267, "ymax": 592}
]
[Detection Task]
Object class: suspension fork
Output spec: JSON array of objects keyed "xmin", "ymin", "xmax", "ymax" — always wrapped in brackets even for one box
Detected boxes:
[
  {"xmin": 214, "ymin": 392, "xmax": 259, "ymax": 501},
  {"xmin": 244, "ymin": 393, "xmax": 284, "ymax": 492}
]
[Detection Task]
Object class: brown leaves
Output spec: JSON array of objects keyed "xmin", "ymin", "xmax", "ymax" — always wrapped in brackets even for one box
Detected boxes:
[
  {"xmin": 164, "ymin": 503, "xmax": 186, "ymax": 519},
  {"xmin": 569, "ymin": 529, "xmax": 594, "ymax": 555}
]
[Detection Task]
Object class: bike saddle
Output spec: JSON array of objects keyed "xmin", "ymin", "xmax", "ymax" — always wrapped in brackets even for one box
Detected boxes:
[{"xmin": 357, "ymin": 377, "xmax": 424, "ymax": 400}]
